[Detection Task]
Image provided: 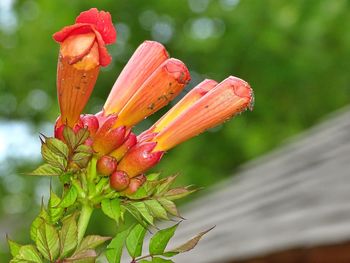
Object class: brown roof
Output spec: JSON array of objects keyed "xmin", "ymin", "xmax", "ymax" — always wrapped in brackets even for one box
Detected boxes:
[{"xmin": 171, "ymin": 107, "xmax": 350, "ymax": 263}]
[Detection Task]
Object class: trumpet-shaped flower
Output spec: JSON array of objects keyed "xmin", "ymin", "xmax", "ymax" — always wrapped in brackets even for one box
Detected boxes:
[
  {"xmin": 139, "ymin": 79, "xmax": 218, "ymax": 140},
  {"xmin": 118, "ymin": 76, "xmax": 253, "ymax": 177},
  {"xmin": 53, "ymin": 8, "xmax": 116, "ymax": 127},
  {"xmin": 110, "ymin": 133, "xmax": 137, "ymax": 161},
  {"xmin": 113, "ymin": 58, "xmax": 190, "ymax": 128},
  {"xmin": 153, "ymin": 76, "xmax": 254, "ymax": 151},
  {"xmin": 103, "ymin": 41, "xmax": 169, "ymax": 115}
]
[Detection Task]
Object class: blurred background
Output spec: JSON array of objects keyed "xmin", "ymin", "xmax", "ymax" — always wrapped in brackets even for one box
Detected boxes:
[{"xmin": 0, "ymin": 0, "xmax": 349, "ymax": 261}]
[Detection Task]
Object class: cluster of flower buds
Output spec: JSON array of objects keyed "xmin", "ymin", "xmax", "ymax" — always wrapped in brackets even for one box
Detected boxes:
[{"xmin": 53, "ymin": 8, "xmax": 254, "ymax": 194}]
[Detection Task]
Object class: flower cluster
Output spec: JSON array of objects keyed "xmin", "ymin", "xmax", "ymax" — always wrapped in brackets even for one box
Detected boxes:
[{"xmin": 53, "ymin": 8, "xmax": 254, "ymax": 195}]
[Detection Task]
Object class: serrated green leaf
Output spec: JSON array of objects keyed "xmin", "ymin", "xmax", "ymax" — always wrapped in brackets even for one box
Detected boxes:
[
  {"xmin": 72, "ymin": 152, "xmax": 92, "ymax": 168},
  {"xmin": 45, "ymin": 137, "xmax": 69, "ymax": 160},
  {"xmin": 101, "ymin": 199, "xmax": 121, "ymax": 222},
  {"xmin": 41, "ymin": 143, "xmax": 67, "ymax": 170},
  {"xmin": 131, "ymin": 202, "xmax": 154, "ymax": 226},
  {"xmin": 158, "ymin": 198, "xmax": 181, "ymax": 218},
  {"xmin": 123, "ymin": 205, "xmax": 148, "ymax": 228},
  {"xmin": 170, "ymin": 226, "xmax": 214, "ymax": 253},
  {"xmin": 75, "ymin": 235, "xmax": 111, "ymax": 255},
  {"xmin": 63, "ymin": 126, "xmax": 76, "ymax": 150},
  {"xmin": 11, "ymin": 245, "xmax": 43, "ymax": 263},
  {"xmin": 155, "ymin": 175, "xmax": 178, "ymax": 195},
  {"xmin": 59, "ymin": 213, "xmax": 78, "ymax": 258},
  {"xmin": 126, "ymin": 224, "xmax": 147, "ymax": 258},
  {"xmin": 36, "ymin": 221, "xmax": 60, "ymax": 261},
  {"xmin": 48, "ymin": 190, "xmax": 63, "ymax": 223},
  {"xmin": 126, "ymin": 186, "xmax": 149, "ymax": 200},
  {"xmin": 105, "ymin": 225, "xmax": 133, "ymax": 263},
  {"xmin": 60, "ymin": 186, "xmax": 78, "ymax": 208},
  {"xmin": 28, "ymin": 164, "xmax": 62, "ymax": 177},
  {"xmin": 147, "ymin": 173, "xmax": 161, "ymax": 181},
  {"xmin": 59, "ymin": 171, "xmax": 73, "ymax": 184},
  {"xmin": 144, "ymin": 200, "xmax": 168, "ymax": 220},
  {"xmin": 65, "ymin": 249, "xmax": 97, "ymax": 262},
  {"xmin": 149, "ymin": 224, "xmax": 179, "ymax": 255},
  {"xmin": 75, "ymin": 144, "xmax": 93, "ymax": 154},
  {"xmin": 30, "ymin": 207, "xmax": 49, "ymax": 242},
  {"xmin": 7, "ymin": 237, "xmax": 21, "ymax": 257},
  {"xmin": 74, "ymin": 128, "xmax": 90, "ymax": 146},
  {"xmin": 164, "ymin": 187, "xmax": 196, "ymax": 200}
]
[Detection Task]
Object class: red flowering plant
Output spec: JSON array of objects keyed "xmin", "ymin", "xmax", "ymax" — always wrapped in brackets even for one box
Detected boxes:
[{"xmin": 7, "ymin": 8, "xmax": 254, "ymax": 263}]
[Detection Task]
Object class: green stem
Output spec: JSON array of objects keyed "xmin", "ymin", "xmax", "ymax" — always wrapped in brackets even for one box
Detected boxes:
[{"xmin": 77, "ymin": 204, "xmax": 93, "ymax": 245}]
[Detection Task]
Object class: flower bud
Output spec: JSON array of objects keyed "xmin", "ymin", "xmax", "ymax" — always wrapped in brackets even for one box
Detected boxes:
[
  {"xmin": 96, "ymin": 155, "xmax": 117, "ymax": 176},
  {"xmin": 117, "ymin": 142, "xmax": 163, "ymax": 178},
  {"xmin": 123, "ymin": 174, "xmax": 146, "ymax": 195},
  {"xmin": 81, "ymin": 114, "xmax": 99, "ymax": 137},
  {"xmin": 110, "ymin": 170, "xmax": 130, "ymax": 191},
  {"xmin": 109, "ymin": 133, "xmax": 137, "ymax": 161},
  {"xmin": 93, "ymin": 115, "xmax": 126, "ymax": 156}
]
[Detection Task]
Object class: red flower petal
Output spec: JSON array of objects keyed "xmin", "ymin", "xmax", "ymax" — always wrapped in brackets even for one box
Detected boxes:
[
  {"xmin": 53, "ymin": 24, "xmax": 93, "ymax": 43},
  {"xmin": 76, "ymin": 8, "xmax": 116, "ymax": 44},
  {"xmin": 92, "ymin": 28, "xmax": 112, "ymax": 66}
]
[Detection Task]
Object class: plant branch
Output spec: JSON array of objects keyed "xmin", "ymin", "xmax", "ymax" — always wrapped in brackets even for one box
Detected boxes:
[{"xmin": 77, "ymin": 204, "xmax": 93, "ymax": 245}]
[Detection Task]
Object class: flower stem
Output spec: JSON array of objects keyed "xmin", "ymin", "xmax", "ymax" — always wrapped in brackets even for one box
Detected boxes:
[{"xmin": 77, "ymin": 204, "xmax": 93, "ymax": 245}]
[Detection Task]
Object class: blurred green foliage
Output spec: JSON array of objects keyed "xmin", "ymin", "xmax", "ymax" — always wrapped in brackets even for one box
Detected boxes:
[{"xmin": 0, "ymin": 0, "xmax": 350, "ymax": 260}]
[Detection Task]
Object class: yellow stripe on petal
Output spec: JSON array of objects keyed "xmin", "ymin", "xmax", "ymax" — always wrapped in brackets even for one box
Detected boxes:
[
  {"xmin": 114, "ymin": 58, "xmax": 191, "ymax": 128},
  {"xmin": 153, "ymin": 76, "xmax": 253, "ymax": 151},
  {"xmin": 103, "ymin": 41, "xmax": 169, "ymax": 115}
]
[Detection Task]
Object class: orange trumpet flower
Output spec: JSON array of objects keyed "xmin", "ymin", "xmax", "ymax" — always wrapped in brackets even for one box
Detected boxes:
[
  {"xmin": 113, "ymin": 58, "xmax": 190, "ymax": 128},
  {"xmin": 103, "ymin": 41, "xmax": 169, "ymax": 115},
  {"xmin": 152, "ymin": 76, "xmax": 254, "ymax": 151},
  {"xmin": 53, "ymin": 8, "xmax": 116, "ymax": 127}
]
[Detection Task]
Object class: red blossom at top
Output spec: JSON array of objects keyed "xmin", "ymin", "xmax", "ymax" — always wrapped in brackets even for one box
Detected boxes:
[{"xmin": 53, "ymin": 8, "xmax": 116, "ymax": 66}]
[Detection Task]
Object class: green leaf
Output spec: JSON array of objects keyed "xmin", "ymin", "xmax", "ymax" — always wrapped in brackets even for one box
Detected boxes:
[
  {"xmin": 164, "ymin": 187, "xmax": 196, "ymax": 200},
  {"xmin": 101, "ymin": 199, "xmax": 121, "ymax": 222},
  {"xmin": 124, "ymin": 205, "xmax": 148, "ymax": 228},
  {"xmin": 147, "ymin": 173, "xmax": 161, "ymax": 181},
  {"xmin": 11, "ymin": 245, "xmax": 42, "ymax": 263},
  {"xmin": 139, "ymin": 258, "xmax": 174, "ymax": 263},
  {"xmin": 144, "ymin": 200, "xmax": 168, "ymax": 220},
  {"xmin": 36, "ymin": 221, "xmax": 60, "ymax": 261},
  {"xmin": 28, "ymin": 164, "xmax": 62, "ymax": 176},
  {"xmin": 126, "ymin": 186, "xmax": 149, "ymax": 200},
  {"xmin": 59, "ymin": 213, "xmax": 78, "ymax": 258},
  {"xmin": 41, "ymin": 143, "xmax": 67, "ymax": 170},
  {"xmin": 130, "ymin": 202, "xmax": 154, "ymax": 226},
  {"xmin": 7, "ymin": 237, "xmax": 21, "ymax": 257},
  {"xmin": 158, "ymin": 198, "xmax": 181, "ymax": 218},
  {"xmin": 30, "ymin": 206, "xmax": 49, "ymax": 242},
  {"xmin": 75, "ymin": 144, "xmax": 93, "ymax": 154},
  {"xmin": 48, "ymin": 189, "xmax": 63, "ymax": 223},
  {"xmin": 155, "ymin": 175, "xmax": 178, "ymax": 195},
  {"xmin": 105, "ymin": 226, "xmax": 132, "ymax": 263},
  {"xmin": 72, "ymin": 151, "xmax": 92, "ymax": 169},
  {"xmin": 75, "ymin": 235, "xmax": 111, "ymax": 255},
  {"xmin": 60, "ymin": 186, "xmax": 78, "ymax": 208},
  {"xmin": 170, "ymin": 226, "xmax": 215, "ymax": 253},
  {"xmin": 65, "ymin": 249, "xmax": 97, "ymax": 262},
  {"xmin": 149, "ymin": 223, "xmax": 179, "ymax": 255},
  {"xmin": 63, "ymin": 126, "xmax": 76, "ymax": 150},
  {"xmin": 74, "ymin": 128, "xmax": 90, "ymax": 146},
  {"xmin": 126, "ymin": 224, "xmax": 147, "ymax": 258},
  {"xmin": 45, "ymin": 137, "xmax": 69, "ymax": 160}
]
